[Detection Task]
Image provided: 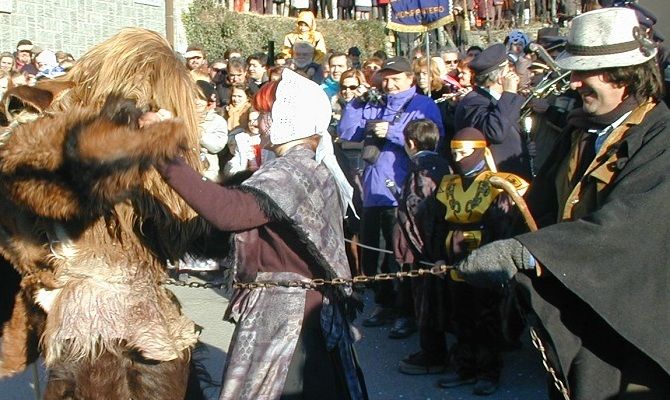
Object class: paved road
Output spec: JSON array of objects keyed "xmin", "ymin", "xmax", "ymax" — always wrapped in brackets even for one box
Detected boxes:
[{"xmin": 0, "ymin": 281, "xmax": 548, "ymax": 399}]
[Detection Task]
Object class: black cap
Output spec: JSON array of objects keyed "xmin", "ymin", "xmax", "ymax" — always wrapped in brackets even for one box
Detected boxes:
[
  {"xmin": 347, "ymin": 46, "xmax": 361, "ymax": 57},
  {"xmin": 538, "ymin": 36, "xmax": 567, "ymax": 52},
  {"xmin": 537, "ymin": 27, "xmax": 559, "ymax": 41},
  {"xmin": 379, "ymin": 56, "xmax": 412, "ymax": 74},
  {"xmin": 469, "ymin": 43, "xmax": 508, "ymax": 76},
  {"xmin": 196, "ymin": 80, "xmax": 217, "ymax": 103}
]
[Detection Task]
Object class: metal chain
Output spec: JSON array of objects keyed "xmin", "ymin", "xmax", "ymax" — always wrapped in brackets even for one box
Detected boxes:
[
  {"xmin": 163, "ymin": 263, "xmax": 453, "ymax": 291},
  {"xmin": 163, "ymin": 277, "xmax": 225, "ymax": 290},
  {"xmin": 163, "ymin": 239, "xmax": 450, "ymax": 290},
  {"xmin": 529, "ymin": 327, "xmax": 571, "ymax": 400}
]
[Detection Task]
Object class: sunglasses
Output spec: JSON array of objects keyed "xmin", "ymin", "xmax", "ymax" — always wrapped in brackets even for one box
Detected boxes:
[
  {"xmin": 444, "ymin": 60, "xmax": 459, "ymax": 64},
  {"xmin": 341, "ymin": 85, "xmax": 359, "ymax": 91}
]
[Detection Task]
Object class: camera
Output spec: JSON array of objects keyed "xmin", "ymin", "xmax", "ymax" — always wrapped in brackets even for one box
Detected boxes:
[{"xmin": 359, "ymin": 87, "xmax": 385, "ymax": 106}]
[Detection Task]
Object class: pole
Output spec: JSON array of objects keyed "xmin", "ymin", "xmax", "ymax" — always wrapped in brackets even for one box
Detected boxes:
[
  {"xmin": 484, "ymin": 0, "xmax": 492, "ymax": 42},
  {"xmin": 425, "ymin": 31, "xmax": 431, "ymax": 97},
  {"xmin": 551, "ymin": 0, "xmax": 556, "ymax": 24},
  {"xmin": 165, "ymin": 0, "xmax": 174, "ymax": 47},
  {"xmin": 462, "ymin": 0, "xmax": 471, "ymax": 31}
]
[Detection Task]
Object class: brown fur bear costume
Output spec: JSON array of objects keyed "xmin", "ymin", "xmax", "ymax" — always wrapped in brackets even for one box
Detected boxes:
[{"xmin": 0, "ymin": 28, "xmax": 211, "ymax": 399}]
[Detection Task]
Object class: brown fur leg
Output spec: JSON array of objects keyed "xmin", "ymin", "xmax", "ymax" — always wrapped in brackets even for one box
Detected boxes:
[
  {"xmin": 127, "ymin": 353, "xmax": 190, "ymax": 400},
  {"xmin": 44, "ymin": 350, "xmax": 190, "ymax": 400},
  {"xmin": 0, "ymin": 288, "xmax": 43, "ymax": 377}
]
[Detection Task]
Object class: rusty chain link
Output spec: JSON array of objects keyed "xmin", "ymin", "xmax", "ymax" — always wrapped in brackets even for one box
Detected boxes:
[
  {"xmin": 163, "ymin": 263, "xmax": 453, "ymax": 291},
  {"xmin": 530, "ymin": 327, "xmax": 571, "ymax": 400}
]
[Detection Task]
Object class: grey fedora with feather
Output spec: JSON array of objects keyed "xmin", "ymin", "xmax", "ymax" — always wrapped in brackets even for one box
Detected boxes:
[{"xmin": 556, "ymin": 8, "xmax": 656, "ymax": 71}]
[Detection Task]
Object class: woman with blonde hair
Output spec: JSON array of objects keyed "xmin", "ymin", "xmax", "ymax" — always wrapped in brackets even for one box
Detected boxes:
[
  {"xmin": 282, "ymin": 11, "xmax": 327, "ymax": 64},
  {"xmin": 412, "ymin": 57, "xmax": 448, "ymax": 99}
]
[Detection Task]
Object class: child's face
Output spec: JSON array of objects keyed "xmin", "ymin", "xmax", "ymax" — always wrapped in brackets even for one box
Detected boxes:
[
  {"xmin": 404, "ymin": 139, "xmax": 417, "ymax": 156},
  {"xmin": 248, "ymin": 111, "xmax": 260, "ymax": 134},
  {"xmin": 298, "ymin": 21, "xmax": 310, "ymax": 33},
  {"xmin": 230, "ymin": 88, "xmax": 248, "ymax": 106}
]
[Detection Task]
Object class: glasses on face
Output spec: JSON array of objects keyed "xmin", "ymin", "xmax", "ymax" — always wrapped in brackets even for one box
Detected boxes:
[
  {"xmin": 445, "ymin": 59, "xmax": 459, "ymax": 65},
  {"xmin": 341, "ymin": 85, "xmax": 359, "ymax": 91}
]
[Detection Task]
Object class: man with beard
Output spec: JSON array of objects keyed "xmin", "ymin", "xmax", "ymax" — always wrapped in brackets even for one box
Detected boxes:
[
  {"xmin": 184, "ymin": 46, "xmax": 208, "ymax": 80},
  {"xmin": 452, "ymin": 8, "xmax": 670, "ymax": 399},
  {"xmin": 291, "ymin": 41, "xmax": 324, "ymax": 84}
]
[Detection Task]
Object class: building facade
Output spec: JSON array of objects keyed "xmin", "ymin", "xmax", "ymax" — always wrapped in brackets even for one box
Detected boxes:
[{"xmin": 0, "ymin": 0, "xmax": 173, "ymax": 57}]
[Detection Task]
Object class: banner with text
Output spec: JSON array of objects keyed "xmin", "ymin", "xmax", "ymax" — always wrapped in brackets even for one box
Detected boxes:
[{"xmin": 387, "ymin": 0, "xmax": 453, "ymax": 32}]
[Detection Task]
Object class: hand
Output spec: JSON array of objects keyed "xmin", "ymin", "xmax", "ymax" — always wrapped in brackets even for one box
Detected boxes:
[
  {"xmin": 502, "ymin": 71, "xmax": 520, "ymax": 93},
  {"xmin": 366, "ymin": 120, "xmax": 389, "ymax": 138},
  {"xmin": 355, "ymin": 85, "xmax": 368, "ymax": 98},
  {"xmin": 139, "ymin": 109, "xmax": 173, "ymax": 128},
  {"xmin": 454, "ymin": 238, "xmax": 536, "ymax": 288}
]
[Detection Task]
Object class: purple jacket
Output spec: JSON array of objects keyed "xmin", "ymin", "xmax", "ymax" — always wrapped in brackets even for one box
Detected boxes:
[{"xmin": 338, "ymin": 86, "xmax": 444, "ymax": 207}]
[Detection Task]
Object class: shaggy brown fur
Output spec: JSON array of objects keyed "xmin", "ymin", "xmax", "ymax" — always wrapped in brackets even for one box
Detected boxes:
[
  {"xmin": 0, "ymin": 28, "xmax": 210, "ymax": 399},
  {"xmin": 2, "ymin": 80, "xmax": 75, "ymax": 126},
  {"xmin": 43, "ymin": 348, "xmax": 191, "ymax": 400},
  {"xmin": 0, "ymin": 288, "xmax": 45, "ymax": 376}
]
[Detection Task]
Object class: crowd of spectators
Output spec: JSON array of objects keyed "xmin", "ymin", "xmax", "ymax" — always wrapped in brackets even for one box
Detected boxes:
[{"xmin": 213, "ymin": 0, "xmax": 607, "ymax": 26}]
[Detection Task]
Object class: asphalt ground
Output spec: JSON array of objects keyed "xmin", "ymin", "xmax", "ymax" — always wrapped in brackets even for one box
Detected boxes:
[{"xmin": 0, "ymin": 281, "xmax": 548, "ymax": 399}]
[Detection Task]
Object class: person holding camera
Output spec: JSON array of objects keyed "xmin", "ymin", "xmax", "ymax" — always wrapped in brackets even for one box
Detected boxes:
[{"xmin": 338, "ymin": 57, "xmax": 444, "ymax": 335}]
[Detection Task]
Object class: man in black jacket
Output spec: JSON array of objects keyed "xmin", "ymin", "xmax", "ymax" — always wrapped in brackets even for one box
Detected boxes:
[
  {"xmin": 452, "ymin": 7, "xmax": 670, "ymax": 400},
  {"xmin": 454, "ymin": 43, "xmax": 531, "ymax": 178}
]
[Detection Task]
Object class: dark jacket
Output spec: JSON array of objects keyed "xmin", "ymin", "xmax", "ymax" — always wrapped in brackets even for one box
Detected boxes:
[
  {"xmin": 393, "ymin": 150, "xmax": 452, "ymax": 265},
  {"xmin": 517, "ymin": 101, "xmax": 670, "ymax": 396},
  {"xmin": 454, "ymin": 87, "xmax": 530, "ymax": 178}
]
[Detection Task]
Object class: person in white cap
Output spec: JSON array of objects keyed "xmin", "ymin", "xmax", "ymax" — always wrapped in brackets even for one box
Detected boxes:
[
  {"xmin": 448, "ymin": 7, "xmax": 670, "ymax": 399},
  {"xmin": 184, "ymin": 45, "xmax": 208, "ymax": 74},
  {"xmin": 153, "ymin": 68, "xmax": 367, "ymax": 399},
  {"xmin": 14, "ymin": 39, "xmax": 34, "ymax": 73}
]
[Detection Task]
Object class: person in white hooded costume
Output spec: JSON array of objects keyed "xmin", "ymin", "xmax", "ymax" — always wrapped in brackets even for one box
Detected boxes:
[{"xmin": 152, "ymin": 68, "xmax": 367, "ymax": 399}]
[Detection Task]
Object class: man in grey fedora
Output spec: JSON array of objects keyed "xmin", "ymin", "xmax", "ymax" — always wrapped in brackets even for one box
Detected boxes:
[{"xmin": 446, "ymin": 7, "xmax": 670, "ymax": 399}]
